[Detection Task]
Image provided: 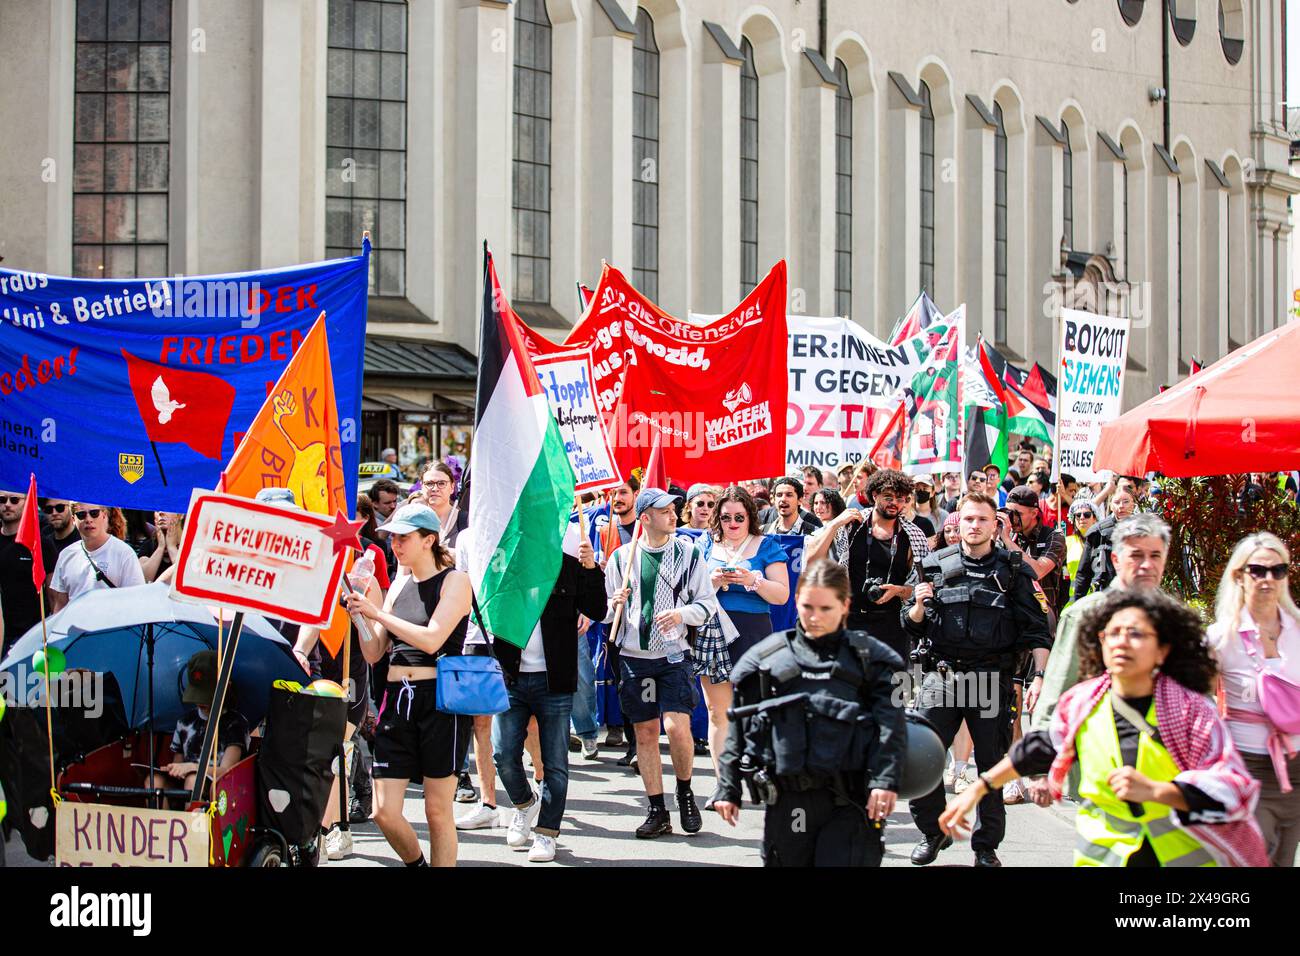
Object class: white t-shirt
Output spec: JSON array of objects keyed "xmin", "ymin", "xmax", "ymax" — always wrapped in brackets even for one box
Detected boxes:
[
  {"xmin": 1209, "ymin": 609, "xmax": 1300, "ymax": 754},
  {"xmin": 519, "ymin": 623, "xmax": 547, "ymax": 673},
  {"xmin": 51, "ymin": 536, "xmax": 146, "ymax": 601}
]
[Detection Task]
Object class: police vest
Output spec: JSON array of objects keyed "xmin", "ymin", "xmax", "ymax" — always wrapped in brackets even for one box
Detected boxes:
[
  {"xmin": 1072, "ymin": 694, "xmax": 1216, "ymax": 868},
  {"xmin": 920, "ymin": 545, "xmax": 1024, "ymax": 661},
  {"xmin": 732, "ymin": 629, "xmax": 896, "ymax": 783}
]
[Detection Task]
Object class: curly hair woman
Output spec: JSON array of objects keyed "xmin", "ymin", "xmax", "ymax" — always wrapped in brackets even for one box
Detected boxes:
[{"xmin": 939, "ymin": 587, "xmax": 1269, "ymax": 866}]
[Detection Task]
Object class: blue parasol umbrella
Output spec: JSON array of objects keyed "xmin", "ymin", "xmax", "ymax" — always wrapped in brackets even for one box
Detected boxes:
[{"xmin": 0, "ymin": 582, "xmax": 305, "ymax": 730}]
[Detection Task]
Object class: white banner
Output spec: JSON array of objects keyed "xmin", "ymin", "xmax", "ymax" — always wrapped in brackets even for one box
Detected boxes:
[
  {"xmin": 532, "ymin": 349, "xmax": 622, "ymax": 493},
  {"xmin": 1056, "ymin": 308, "xmax": 1131, "ymax": 481},
  {"xmin": 56, "ymin": 801, "xmax": 209, "ymax": 867},
  {"xmin": 170, "ymin": 490, "xmax": 349, "ymax": 626}
]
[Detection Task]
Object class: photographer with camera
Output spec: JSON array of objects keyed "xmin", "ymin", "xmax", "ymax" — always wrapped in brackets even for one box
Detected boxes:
[
  {"xmin": 713, "ymin": 560, "xmax": 907, "ymax": 866},
  {"xmin": 902, "ymin": 492, "xmax": 1052, "ymax": 867},
  {"xmin": 804, "ymin": 469, "xmax": 931, "ymax": 662}
]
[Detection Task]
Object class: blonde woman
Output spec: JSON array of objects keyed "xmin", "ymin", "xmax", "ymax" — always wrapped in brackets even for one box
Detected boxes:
[
  {"xmin": 1208, "ymin": 532, "xmax": 1300, "ymax": 866},
  {"xmin": 140, "ymin": 511, "xmax": 184, "ymax": 582}
]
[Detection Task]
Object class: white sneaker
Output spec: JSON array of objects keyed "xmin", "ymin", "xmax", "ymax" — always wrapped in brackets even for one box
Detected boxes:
[
  {"xmin": 943, "ymin": 765, "xmax": 956, "ymax": 790},
  {"xmin": 506, "ymin": 793, "xmax": 543, "ymax": 849},
  {"xmin": 455, "ymin": 801, "xmax": 501, "ymax": 830},
  {"xmin": 324, "ymin": 826, "xmax": 352, "ymax": 860},
  {"xmin": 581, "ymin": 738, "xmax": 599, "ymax": 759},
  {"xmin": 953, "ymin": 767, "xmax": 973, "ymax": 795},
  {"xmin": 1003, "ymin": 778, "xmax": 1027, "ymax": 805},
  {"xmin": 527, "ymin": 834, "xmax": 556, "ymax": 862}
]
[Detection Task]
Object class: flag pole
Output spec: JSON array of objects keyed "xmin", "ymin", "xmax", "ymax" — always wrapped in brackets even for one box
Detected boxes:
[
  {"xmin": 150, "ymin": 440, "xmax": 168, "ymax": 486},
  {"xmin": 606, "ymin": 518, "xmax": 643, "ymax": 647},
  {"xmin": 39, "ymin": 591, "xmax": 56, "ymax": 806}
]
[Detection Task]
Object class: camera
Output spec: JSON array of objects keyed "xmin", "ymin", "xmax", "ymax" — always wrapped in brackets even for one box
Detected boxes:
[
  {"xmin": 863, "ymin": 576, "xmax": 886, "ymax": 602},
  {"xmin": 997, "ymin": 507, "xmax": 1021, "ymax": 530}
]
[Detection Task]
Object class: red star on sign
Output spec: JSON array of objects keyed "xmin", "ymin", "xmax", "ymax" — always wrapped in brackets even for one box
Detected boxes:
[{"xmin": 321, "ymin": 510, "xmax": 365, "ymax": 556}]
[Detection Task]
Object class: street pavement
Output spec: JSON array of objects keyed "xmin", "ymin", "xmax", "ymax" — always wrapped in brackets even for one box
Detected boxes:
[
  {"xmin": 4, "ymin": 739, "xmax": 1077, "ymax": 868},
  {"xmin": 333, "ymin": 738, "xmax": 1076, "ymax": 868}
]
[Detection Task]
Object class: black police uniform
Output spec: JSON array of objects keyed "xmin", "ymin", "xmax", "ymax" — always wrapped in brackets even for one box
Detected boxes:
[
  {"xmin": 901, "ymin": 543, "xmax": 1051, "ymax": 861},
  {"xmin": 717, "ymin": 625, "xmax": 907, "ymax": 867}
]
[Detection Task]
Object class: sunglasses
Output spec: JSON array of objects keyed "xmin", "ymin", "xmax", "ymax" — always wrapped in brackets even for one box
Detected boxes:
[
  {"xmin": 720, "ymin": 514, "xmax": 748, "ymax": 524},
  {"xmin": 1245, "ymin": 564, "xmax": 1289, "ymax": 581},
  {"xmin": 73, "ymin": 509, "xmax": 103, "ymax": 520},
  {"xmin": 42, "ymin": 503, "xmax": 67, "ymax": 514},
  {"xmin": 2, "ymin": 496, "xmax": 22, "ymax": 505}
]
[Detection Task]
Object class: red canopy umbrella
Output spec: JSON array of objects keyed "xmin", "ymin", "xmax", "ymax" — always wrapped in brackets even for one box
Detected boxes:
[{"xmin": 1092, "ymin": 321, "xmax": 1300, "ymax": 478}]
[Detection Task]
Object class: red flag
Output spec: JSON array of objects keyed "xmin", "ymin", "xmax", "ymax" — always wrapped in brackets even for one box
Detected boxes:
[
  {"xmin": 121, "ymin": 350, "xmax": 236, "ymax": 460},
  {"xmin": 868, "ymin": 401, "xmax": 906, "ymax": 471},
  {"xmin": 16, "ymin": 473, "xmax": 44, "ymax": 592},
  {"xmin": 642, "ymin": 430, "xmax": 668, "ymax": 491}
]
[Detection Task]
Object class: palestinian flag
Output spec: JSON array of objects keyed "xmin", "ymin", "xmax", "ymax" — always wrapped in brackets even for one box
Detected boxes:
[
  {"xmin": 964, "ymin": 338, "xmax": 1009, "ymax": 473},
  {"xmin": 888, "ymin": 290, "xmax": 944, "ymax": 346},
  {"xmin": 978, "ymin": 341, "xmax": 1054, "ymax": 445},
  {"xmin": 465, "ymin": 244, "xmax": 577, "ymax": 648},
  {"xmin": 868, "ymin": 401, "xmax": 906, "ymax": 470},
  {"xmin": 901, "ymin": 308, "xmax": 965, "ymax": 475}
]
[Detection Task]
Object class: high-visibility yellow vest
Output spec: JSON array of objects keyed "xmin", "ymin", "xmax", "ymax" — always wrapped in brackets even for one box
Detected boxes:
[{"xmin": 1072, "ymin": 693, "xmax": 1216, "ymax": 867}]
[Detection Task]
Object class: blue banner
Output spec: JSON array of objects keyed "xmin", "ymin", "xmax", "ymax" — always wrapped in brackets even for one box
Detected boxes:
[{"xmin": 0, "ymin": 247, "xmax": 369, "ymax": 511}]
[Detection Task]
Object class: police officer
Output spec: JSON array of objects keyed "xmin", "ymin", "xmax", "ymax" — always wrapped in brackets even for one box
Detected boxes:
[
  {"xmin": 903, "ymin": 491, "xmax": 1051, "ymax": 867},
  {"xmin": 714, "ymin": 560, "xmax": 907, "ymax": 867}
]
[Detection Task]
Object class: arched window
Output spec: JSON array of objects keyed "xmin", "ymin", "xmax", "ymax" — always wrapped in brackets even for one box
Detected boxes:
[
  {"xmin": 1118, "ymin": 1, "xmax": 1144, "ymax": 27},
  {"xmin": 834, "ymin": 59, "xmax": 852, "ymax": 318},
  {"xmin": 632, "ymin": 8, "xmax": 659, "ymax": 300},
  {"xmin": 512, "ymin": 0, "xmax": 552, "ymax": 304},
  {"xmin": 918, "ymin": 80, "xmax": 935, "ymax": 297},
  {"xmin": 993, "ymin": 101, "xmax": 1008, "ymax": 343},
  {"xmin": 73, "ymin": 0, "xmax": 173, "ymax": 278},
  {"xmin": 326, "ymin": 0, "xmax": 408, "ymax": 295},
  {"xmin": 1061, "ymin": 119, "xmax": 1074, "ymax": 249},
  {"xmin": 739, "ymin": 37, "xmax": 759, "ymax": 298},
  {"xmin": 1219, "ymin": 1, "xmax": 1244, "ymax": 65}
]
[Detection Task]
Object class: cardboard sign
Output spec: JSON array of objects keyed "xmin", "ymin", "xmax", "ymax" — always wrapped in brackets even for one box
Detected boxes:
[
  {"xmin": 1056, "ymin": 308, "xmax": 1130, "ymax": 481},
  {"xmin": 171, "ymin": 490, "xmax": 348, "ymax": 625},
  {"xmin": 56, "ymin": 801, "xmax": 209, "ymax": 867},
  {"xmin": 533, "ymin": 349, "xmax": 622, "ymax": 493}
]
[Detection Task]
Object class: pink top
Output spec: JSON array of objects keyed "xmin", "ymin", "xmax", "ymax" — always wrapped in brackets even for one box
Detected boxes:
[{"xmin": 1209, "ymin": 608, "xmax": 1300, "ymax": 755}]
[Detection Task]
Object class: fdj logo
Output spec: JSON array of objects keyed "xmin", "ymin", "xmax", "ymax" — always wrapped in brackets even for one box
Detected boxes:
[{"xmin": 118, "ymin": 453, "xmax": 145, "ymax": 484}]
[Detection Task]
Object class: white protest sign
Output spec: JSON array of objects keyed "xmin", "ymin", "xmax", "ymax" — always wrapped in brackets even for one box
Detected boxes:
[
  {"xmin": 533, "ymin": 349, "xmax": 623, "ymax": 493},
  {"xmin": 56, "ymin": 801, "xmax": 209, "ymax": 867},
  {"xmin": 171, "ymin": 490, "xmax": 349, "ymax": 625},
  {"xmin": 1056, "ymin": 308, "xmax": 1131, "ymax": 481}
]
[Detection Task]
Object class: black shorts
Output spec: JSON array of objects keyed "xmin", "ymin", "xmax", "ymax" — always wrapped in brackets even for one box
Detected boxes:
[
  {"xmin": 618, "ymin": 656, "xmax": 699, "ymax": 724},
  {"xmin": 372, "ymin": 679, "xmax": 472, "ymax": 781}
]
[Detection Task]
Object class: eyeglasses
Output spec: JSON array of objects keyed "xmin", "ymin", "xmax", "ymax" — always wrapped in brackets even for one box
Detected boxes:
[
  {"xmin": 1101, "ymin": 626, "xmax": 1157, "ymax": 642},
  {"xmin": 2, "ymin": 496, "xmax": 23, "ymax": 505},
  {"xmin": 720, "ymin": 514, "xmax": 748, "ymax": 524},
  {"xmin": 1245, "ymin": 563, "xmax": 1289, "ymax": 581},
  {"xmin": 42, "ymin": 503, "xmax": 67, "ymax": 514},
  {"xmin": 73, "ymin": 509, "xmax": 103, "ymax": 520},
  {"xmin": 422, "ymin": 478, "xmax": 452, "ymax": 490}
]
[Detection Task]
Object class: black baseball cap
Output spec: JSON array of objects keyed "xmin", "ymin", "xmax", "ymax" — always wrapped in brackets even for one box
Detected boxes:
[{"xmin": 1005, "ymin": 485, "xmax": 1040, "ymax": 508}]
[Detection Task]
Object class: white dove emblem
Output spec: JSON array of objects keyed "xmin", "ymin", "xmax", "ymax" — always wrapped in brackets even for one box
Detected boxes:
[{"xmin": 151, "ymin": 375, "xmax": 186, "ymax": 424}]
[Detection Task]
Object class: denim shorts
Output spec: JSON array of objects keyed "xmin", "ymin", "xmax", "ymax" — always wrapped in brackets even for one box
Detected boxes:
[{"xmin": 618, "ymin": 655, "xmax": 700, "ymax": 724}]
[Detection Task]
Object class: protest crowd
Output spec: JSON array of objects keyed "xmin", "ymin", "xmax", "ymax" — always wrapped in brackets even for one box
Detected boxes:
[
  {"xmin": 3, "ymin": 449, "xmax": 1297, "ymax": 868},
  {"xmin": 1, "ymin": 244, "xmax": 1298, "ymax": 872}
]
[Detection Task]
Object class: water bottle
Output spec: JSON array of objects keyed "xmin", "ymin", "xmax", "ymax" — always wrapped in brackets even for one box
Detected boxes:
[
  {"xmin": 347, "ymin": 551, "xmax": 376, "ymax": 641},
  {"xmin": 661, "ymin": 622, "xmax": 687, "ymax": 664}
]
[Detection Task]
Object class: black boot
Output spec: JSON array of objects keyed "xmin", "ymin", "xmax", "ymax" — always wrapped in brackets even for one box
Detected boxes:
[{"xmin": 910, "ymin": 833, "xmax": 953, "ymax": 865}]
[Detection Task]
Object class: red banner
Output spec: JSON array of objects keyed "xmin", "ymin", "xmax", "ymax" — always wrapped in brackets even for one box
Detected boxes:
[{"xmin": 559, "ymin": 262, "xmax": 788, "ymax": 485}]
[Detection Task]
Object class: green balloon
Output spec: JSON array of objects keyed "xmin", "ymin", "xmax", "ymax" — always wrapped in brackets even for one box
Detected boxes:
[
  {"xmin": 0, "ymin": 693, "xmax": 6, "ymax": 723},
  {"xmin": 31, "ymin": 646, "xmax": 66, "ymax": 676}
]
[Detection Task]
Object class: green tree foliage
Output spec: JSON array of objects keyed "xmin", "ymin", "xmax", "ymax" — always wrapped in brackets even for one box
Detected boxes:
[{"xmin": 1156, "ymin": 475, "xmax": 1300, "ymax": 611}]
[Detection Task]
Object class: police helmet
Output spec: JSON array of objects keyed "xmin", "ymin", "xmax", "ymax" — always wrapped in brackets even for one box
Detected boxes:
[{"xmin": 896, "ymin": 710, "xmax": 947, "ymax": 799}]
